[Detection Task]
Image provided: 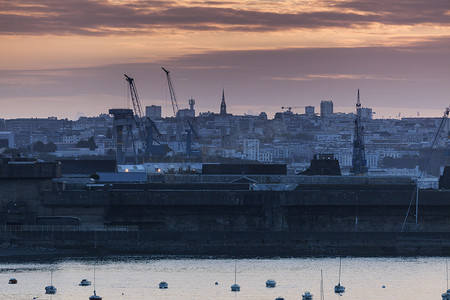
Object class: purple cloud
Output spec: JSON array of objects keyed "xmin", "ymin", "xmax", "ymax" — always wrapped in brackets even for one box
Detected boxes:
[{"xmin": 1, "ymin": 0, "xmax": 449, "ymax": 35}]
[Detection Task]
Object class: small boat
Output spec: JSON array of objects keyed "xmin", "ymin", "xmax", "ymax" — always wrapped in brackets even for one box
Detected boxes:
[
  {"xmin": 8, "ymin": 278, "xmax": 17, "ymax": 284},
  {"xmin": 275, "ymin": 297, "xmax": 284, "ymax": 300},
  {"xmin": 159, "ymin": 281, "xmax": 168, "ymax": 289},
  {"xmin": 443, "ymin": 290, "xmax": 450, "ymax": 300},
  {"xmin": 79, "ymin": 279, "xmax": 92, "ymax": 286},
  {"xmin": 302, "ymin": 291, "xmax": 313, "ymax": 300},
  {"xmin": 45, "ymin": 271, "xmax": 57, "ymax": 294},
  {"xmin": 45, "ymin": 285, "xmax": 57, "ymax": 294},
  {"xmin": 230, "ymin": 261, "xmax": 240, "ymax": 292},
  {"xmin": 89, "ymin": 290, "xmax": 102, "ymax": 300},
  {"xmin": 266, "ymin": 279, "xmax": 276, "ymax": 288},
  {"xmin": 334, "ymin": 257, "xmax": 345, "ymax": 293},
  {"xmin": 334, "ymin": 283, "xmax": 345, "ymax": 293}
]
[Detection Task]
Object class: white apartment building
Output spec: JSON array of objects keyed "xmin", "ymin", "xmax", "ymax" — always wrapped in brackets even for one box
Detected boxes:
[
  {"xmin": 258, "ymin": 151, "xmax": 273, "ymax": 163},
  {"xmin": 244, "ymin": 138, "xmax": 259, "ymax": 161},
  {"xmin": 335, "ymin": 152, "xmax": 379, "ymax": 168}
]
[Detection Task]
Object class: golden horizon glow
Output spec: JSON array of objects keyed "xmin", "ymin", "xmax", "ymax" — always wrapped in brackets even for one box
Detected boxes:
[{"xmin": 1, "ymin": 0, "xmax": 450, "ymax": 119}]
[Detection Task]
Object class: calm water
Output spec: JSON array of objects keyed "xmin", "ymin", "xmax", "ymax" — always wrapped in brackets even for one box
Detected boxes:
[{"xmin": 0, "ymin": 256, "xmax": 446, "ymax": 300}]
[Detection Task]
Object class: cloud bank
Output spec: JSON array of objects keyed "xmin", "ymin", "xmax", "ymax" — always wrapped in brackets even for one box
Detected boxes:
[{"xmin": 1, "ymin": 0, "xmax": 449, "ymax": 35}]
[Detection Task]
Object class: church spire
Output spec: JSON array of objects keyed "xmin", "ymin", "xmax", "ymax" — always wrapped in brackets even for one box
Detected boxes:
[{"xmin": 220, "ymin": 89, "xmax": 227, "ymax": 115}]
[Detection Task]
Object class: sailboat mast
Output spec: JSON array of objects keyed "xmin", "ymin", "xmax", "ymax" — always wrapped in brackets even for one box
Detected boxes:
[
  {"xmin": 338, "ymin": 258, "xmax": 342, "ymax": 284},
  {"xmin": 415, "ymin": 183, "xmax": 419, "ymax": 225},
  {"xmin": 234, "ymin": 261, "xmax": 237, "ymax": 284},
  {"xmin": 321, "ymin": 269, "xmax": 324, "ymax": 300},
  {"xmin": 447, "ymin": 260, "xmax": 448, "ymax": 290},
  {"xmin": 93, "ymin": 265, "xmax": 97, "ymax": 294}
]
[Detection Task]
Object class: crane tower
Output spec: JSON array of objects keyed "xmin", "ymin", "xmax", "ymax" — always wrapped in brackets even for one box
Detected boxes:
[
  {"xmin": 124, "ymin": 74, "xmax": 164, "ymax": 161},
  {"xmin": 162, "ymin": 67, "xmax": 180, "ymax": 118},
  {"xmin": 351, "ymin": 89, "xmax": 368, "ymax": 175}
]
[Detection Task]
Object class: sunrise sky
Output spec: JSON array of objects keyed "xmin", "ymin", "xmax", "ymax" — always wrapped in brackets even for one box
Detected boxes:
[{"xmin": 1, "ymin": 0, "xmax": 450, "ymax": 119}]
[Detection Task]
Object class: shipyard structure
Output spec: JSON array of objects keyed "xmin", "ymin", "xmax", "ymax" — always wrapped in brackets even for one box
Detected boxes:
[{"xmin": 1, "ymin": 155, "xmax": 450, "ymax": 256}]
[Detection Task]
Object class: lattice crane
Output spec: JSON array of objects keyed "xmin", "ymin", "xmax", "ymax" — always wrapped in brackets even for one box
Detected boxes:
[
  {"xmin": 186, "ymin": 120, "xmax": 201, "ymax": 158},
  {"xmin": 162, "ymin": 67, "xmax": 180, "ymax": 118},
  {"xmin": 124, "ymin": 74, "xmax": 163, "ymax": 159},
  {"xmin": 124, "ymin": 74, "xmax": 147, "ymax": 154},
  {"xmin": 351, "ymin": 89, "xmax": 368, "ymax": 175}
]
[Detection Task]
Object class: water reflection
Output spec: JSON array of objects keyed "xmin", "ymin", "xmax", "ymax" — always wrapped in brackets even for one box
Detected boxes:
[{"xmin": 0, "ymin": 256, "xmax": 446, "ymax": 300}]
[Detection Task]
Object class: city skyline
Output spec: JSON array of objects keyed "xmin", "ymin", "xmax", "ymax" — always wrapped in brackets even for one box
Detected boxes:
[{"xmin": 1, "ymin": 0, "xmax": 449, "ymax": 119}]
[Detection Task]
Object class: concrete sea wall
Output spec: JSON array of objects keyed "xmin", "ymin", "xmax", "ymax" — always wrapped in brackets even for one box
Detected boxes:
[{"xmin": 1, "ymin": 175, "xmax": 450, "ymax": 256}]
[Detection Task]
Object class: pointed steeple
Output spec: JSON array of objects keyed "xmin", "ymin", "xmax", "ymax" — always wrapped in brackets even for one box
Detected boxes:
[
  {"xmin": 356, "ymin": 89, "xmax": 361, "ymax": 108},
  {"xmin": 220, "ymin": 89, "xmax": 227, "ymax": 115}
]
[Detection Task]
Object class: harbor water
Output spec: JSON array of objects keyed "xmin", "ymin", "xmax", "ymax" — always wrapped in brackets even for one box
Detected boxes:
[{"xmin": 0, "ymin": 256, "xmax": 446, "ymax": 300}]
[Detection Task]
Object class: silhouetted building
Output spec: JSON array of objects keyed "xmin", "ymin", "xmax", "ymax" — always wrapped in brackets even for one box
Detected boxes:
[
  {"xmin": 176, "ymin": 98, "xmax": 195, "ymax": 119},
  {"xmin": 146, "ymin": 105, "xmax": 162, "ymax": 120},
  {"xmin": 300, "ymin": 154, "xmax": 341, "ymax": 175},
  {"xmin": 360, "ymin": 107, "xmax": 373, "ymax": 119},
  {"xmin": 320, "ymin": 101, "xmax": 333, "ymax": 117},
  {"xmin": 305, "ymin": 106, "xmax": 315, "ymax": 116}
]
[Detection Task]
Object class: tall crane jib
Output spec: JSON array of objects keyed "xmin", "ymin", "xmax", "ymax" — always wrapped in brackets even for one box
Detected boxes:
[
  {"xmin": 124, "ymin": 74, "xmax": 164, "ymax": 160},
  {"xmin": 124, "ymin": 74, "xmax": 148, "ymax": 156},
  {"xmin": 162, "ymin": 67, "xmax": 179, "ymax": 118}
]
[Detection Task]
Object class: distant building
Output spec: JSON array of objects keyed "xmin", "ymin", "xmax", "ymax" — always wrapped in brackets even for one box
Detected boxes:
[
  {"xmin": 0, "ymin": 132, "xmax": 14, "ymax": 149},
  {"xmin": 305, "ymin": 106, "xmax": 315, "ymax": 116},
  {"xmin": 13, "ymin": 132, "xmax": 30, "ymax": 148},
  {"xmin": 243, "ymin": 138, "xmax": 259, "ymax": 161},
  {"xmin": 176, "ymin": 109, "xmax": 195, "ymax": 119},
  {"xmin": 146, "ymin": 105, "xmax": 162, "ymax": 120},
  {"xmin": 320, "ymin": 101, "xmax": 333, "ymax": 117},
  {"xmin": 176, "ymin": 98, "xmax": 195, "ymax": 119},
  {"xmin": 5, "ymin": 117, "xmax": 69, "ymax": 133},
  {"xmin": 258, "ymin": 151, "xmax": 273, "ymax": 163},
  {"xmin": 360, "ymin": 107, "xmax": 373, "ymax": 119}
]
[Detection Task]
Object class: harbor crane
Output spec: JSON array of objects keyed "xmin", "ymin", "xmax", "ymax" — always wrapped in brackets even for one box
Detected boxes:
[
  {"xmin": 186, "ymin": 120, "xmax": 201, "ymax": 158},
  {"xmin": 401, "ymin": 106, "xmax": 449, "ymax": 231},
  {"xmin": 162, "ymin": 67, "xmax": 190, "ymax": 152},
  {"xmin": 162, "ymin": 67, "xmax": 180, "ymax": 118},
  {"xmin": 161, "ymin": 67, "xmax": 202, "ymax": 159},
  {"xmin": 124, "ymin": 74, "xmax": 163, "ymax": 160}
]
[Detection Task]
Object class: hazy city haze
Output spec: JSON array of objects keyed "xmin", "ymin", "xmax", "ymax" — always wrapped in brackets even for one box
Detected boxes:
[{"xmin": 1, "ymin": 0, "xmax": 449, "ymax": 119}]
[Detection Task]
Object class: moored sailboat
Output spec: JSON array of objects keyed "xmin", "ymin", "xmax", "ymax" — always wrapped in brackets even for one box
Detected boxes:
[
  {"xmin": 45, "ymin": 270, "xmax": 57, "ymax": 294},
  {"xmin": 230, "ymin": 261, "xmax": 240, "ymax": 292},
  {"xmin": 334, "ymin": 258, "xmax": 345, "ymax": 293},
  {"xmin": 89, "ymin": 266, "xmax": 102, "ymax": 300}
]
